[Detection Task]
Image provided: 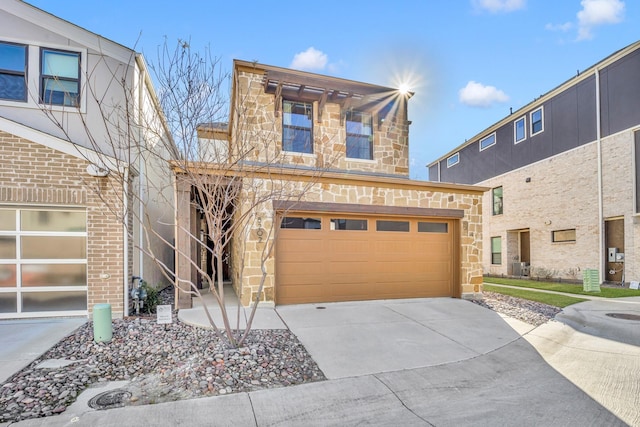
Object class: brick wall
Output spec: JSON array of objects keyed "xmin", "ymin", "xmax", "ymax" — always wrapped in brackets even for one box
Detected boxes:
[
  {"xmin": 0, "ymin": 131, "xmax": 127, "ymax": 316},
  {"xmin": 480, "ymin": 129, "xmax": 639, "ymax": 282}
]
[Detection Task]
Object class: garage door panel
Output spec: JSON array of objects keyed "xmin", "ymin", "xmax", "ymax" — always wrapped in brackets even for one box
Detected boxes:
[{"xmin": 277, "ymin": 215, "xmax": 455, "ymax": 304}]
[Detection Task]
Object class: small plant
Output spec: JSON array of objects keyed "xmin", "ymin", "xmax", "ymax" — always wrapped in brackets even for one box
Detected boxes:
[
  {"xmin": 142, "ymin": 281, "xmax": 160, "ymax": 314},
  {"xmin": 532, "ymin": 266, "xmax": 558, "ymax": 280}
]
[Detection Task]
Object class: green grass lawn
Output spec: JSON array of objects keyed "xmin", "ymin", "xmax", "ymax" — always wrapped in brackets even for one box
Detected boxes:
[
  {"xmin": 484, "ymin": 277, "xmax": 640, "ymax": 298},
  {"xmin": 483, "ymin": 284, "xmax": 587, "ymax": 308}
]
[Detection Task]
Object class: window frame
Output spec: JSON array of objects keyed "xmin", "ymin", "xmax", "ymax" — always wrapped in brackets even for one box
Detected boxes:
[
  {"xmin": 530, "ymin": 106, "xmax": 544, "ymax": 136},
  {"xmin": 376, "ymin": 220, "xmax": 410, "ymax": 232},
  {"xmin": 514, "ymin": 116, "xmax": 526, "ymax": 144},
  {"xmin": 492, "ymin": 186, "xmax": 503, "ymax": 216},
  {"xmin": 39, "ymin": 47, "xmax": 81, "ymax": 107},
  {"xmin": 0, "ymin": 41, "xmax": 28, "ymax": 102},
  {"xmin": 479, "ymin": 133, "xmax": 496, "ymax": 151},
  {"xmin": 491, "ymin": 236, "xmax": 502, "ymax": 265},
  {"xmin": 280, "ymin": 216, "xmax": 322, "ymax": 230},
  {"xmin": 282, "ymin": 99, "xmax": 314, "ymax": 154},
  {"xmin": 330, "ymin": 218, "xmax": 368, "ymax": 231},
  {"xmin": 446, "ymin": 152, "xmax": 460, "ymax": 168},
  {"xmin": 345, "ymin": 110, "xmax": 374, "ymax": 160},
  {"xmin": 552, "ymin": 229, "xmax": 576, "ymax": 243}
]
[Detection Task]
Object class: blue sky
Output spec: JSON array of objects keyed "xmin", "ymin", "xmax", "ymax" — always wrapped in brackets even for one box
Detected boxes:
[{"xmin": 27, "ymin": 0, "xmax": 638, "ymax": 180}]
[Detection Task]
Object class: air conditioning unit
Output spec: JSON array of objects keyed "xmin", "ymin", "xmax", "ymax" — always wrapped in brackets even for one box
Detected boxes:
[{"xmin": 512, "ymin": 262, "xmax": 530, "ymax": 277}]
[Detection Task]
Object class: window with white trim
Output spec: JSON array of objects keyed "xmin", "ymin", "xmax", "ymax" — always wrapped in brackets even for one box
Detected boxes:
[
  {"xmin": 514, "ymin": 116, "xmax": 526, "ymax": 143},
  {"xmin": 346, "ymin": 110, "xmax": 373, "ymax": 160},
  {"xmin": 0, "ymin": 42, "xmax": 27, "ymax": 102},
  {"xmin": 447, "ymin": 152, "xmax": 459, "ymax": 168},
  {"xmin": 480, "ymin": 133, "xmax": 496, "ymax": 151},
  {"xmin": 491, "ymin": 237, "xmax": 502, "ymax": 265},
  {"xmin": 531, "ymin": 107, "xmax": 543, "ymax": 136},
  {"xmin": 40, "ymin": 48, "xmax": 81, "ymax": 107},
  {"xmin": 282, "ymin": 100, "xmax": 313, "ymax": 153}
]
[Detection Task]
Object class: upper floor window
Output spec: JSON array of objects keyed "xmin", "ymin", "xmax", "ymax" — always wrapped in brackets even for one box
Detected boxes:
[
  {"xmin": 282, "ymin": 100, "xmax": 313, "ymax": 154},
  {"xmin": 530, "ymin": 107, "xmax": 543, "ymax": 136},
  {"xmin": 0, "ymin": 42, "xmax": 27, "ymax": 102},
  {"xmin": 447, "ymin": 152, "xmax": 459, "ymax": 168},
  {"xmin": 40, "ymin": 48, "xmax": 80, "ymax": 107},
  {"xmin": 479, "ymin": 133, "xmax": 496, "ymax": 151},
  {"xmin": 514, "ymin": 116, "xmax": 526, "ymax": 143},
  {"xmin": 345, "ymin": 110, "xmax": 373, "ymax": 160},
  {"xmin": 492, "ymin": 186, "xmax": 503, "ymax": 215}
]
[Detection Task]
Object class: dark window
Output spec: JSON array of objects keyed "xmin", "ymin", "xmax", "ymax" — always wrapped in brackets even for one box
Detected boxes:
[
  {"xmin": 491, "ymin": 237, "xmax": 502, "ymax": 265},
  {"xmin": 346, "ymin": 110, "xmax": 373, "ymax": 159},
  {"xmin": 331, "ymin": 218, "xmax": 367, "ymax": 230},
  {"xmin": 40, "ymin": 48, "xmax": 80, "ymax": 107},
  {"xmin": 283, "ymin": 100, "xmax": 313, "ymax": 153},
  {"xmin": 0, "ymin": 42, "xmax": 27, "ymax": 101},
  {"xmin": 418, "ymin": 222, "xmax": 448, "ymax": 233},
  {"xmin": 492, "ymin": 186, "xmax": 503, "ymax": 215},
  {"xmin": 531, "ymin": 107, "xmax": 543, "ymax": 135},
  {"xmin": 280, "ymin": 216, "xmax": 321, "ymax": 229},
  {"xmin": 552, "ymin": 229, "xmax": 576, "ymax": 243},
  {"xmin": 376, "ymin": 220, "xmax": 409, "ymax": 232}
]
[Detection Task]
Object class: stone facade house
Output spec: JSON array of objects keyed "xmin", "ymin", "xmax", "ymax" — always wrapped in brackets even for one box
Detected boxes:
[
  {"xmin": 175, "ymin": 60, "xmax": 486, "ymax": 308},
  {"xmin": 428, "ymin": 40, "xmax": 640, "ymax": 286},
  {"xmin": 0, "ymin": 1, "xmax": 174, "ymax": 318}
]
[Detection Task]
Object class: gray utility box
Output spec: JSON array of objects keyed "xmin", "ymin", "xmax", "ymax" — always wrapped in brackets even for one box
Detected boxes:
[{"xmin": 512, "ymin": 262, "xmax": 530, "ymax": 276}]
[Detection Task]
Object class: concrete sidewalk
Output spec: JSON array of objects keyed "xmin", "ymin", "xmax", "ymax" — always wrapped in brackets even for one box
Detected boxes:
[{"xmin": 6, "ymin": 297, "xmax": 632, "ymax": 426}]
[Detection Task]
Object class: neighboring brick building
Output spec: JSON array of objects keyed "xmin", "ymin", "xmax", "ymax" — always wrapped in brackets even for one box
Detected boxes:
[
  {"xmin": 175, "ymin": 60, "xmax": 487, "ymax": 307},
  {"xmin": 0, "ymin": 1, "xmax": 174, "ymax": 318},
  {"xmin": 427, "ymin": 40, "xmax": 640, "ymax": 285}
]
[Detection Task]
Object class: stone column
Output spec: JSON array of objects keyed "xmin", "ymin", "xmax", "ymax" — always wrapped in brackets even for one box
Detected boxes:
[{"xmin": 175, "ymin": 175, "xmax": 193, "ymax": 309}]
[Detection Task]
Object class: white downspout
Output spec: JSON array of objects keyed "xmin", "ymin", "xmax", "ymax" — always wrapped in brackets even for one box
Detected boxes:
[
  {"xmin": 138, "ymin": 62, "xmax": 145, "ymax": 283},
  {"xmin": 595, "ymin": 67, "xmax": 604, "ymax": 285},
  {"xmin": 123, "ymin": 166, "xmax": 130, "ymax": 317}
]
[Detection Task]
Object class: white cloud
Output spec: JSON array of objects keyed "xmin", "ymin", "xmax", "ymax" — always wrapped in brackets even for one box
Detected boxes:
[
  {"xmin": 290, "ymin": 47, "xmax": 328, "ymax": 71},
  {"xmin": 577, "ymin": 0, "xmax": 625, "ymax": 40},
  {"xmin": 459, "ymin": 81, "xmax": 509, "ymax": 108},
  {"xmin": 472, "ymin": 0, "xmax": 525, "ymax": 13},
  {"xmin": 545, "ymin": 22, "xmax": 574, "ymax": 32}
]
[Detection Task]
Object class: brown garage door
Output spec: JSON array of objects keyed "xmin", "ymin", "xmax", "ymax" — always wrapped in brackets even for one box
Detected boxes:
[{"xmin": 276, "ymin": 213, "xmax": 456, "ymax": 305}]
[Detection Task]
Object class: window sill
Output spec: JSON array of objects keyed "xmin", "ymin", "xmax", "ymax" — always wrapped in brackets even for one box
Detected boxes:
[
  {"xmin": 345, "ymin": 157, "xmax": 376, "ymax": 164},
  {"xmin": 282, "ymin": 150, "xmax": 315, "ymax": 157}
]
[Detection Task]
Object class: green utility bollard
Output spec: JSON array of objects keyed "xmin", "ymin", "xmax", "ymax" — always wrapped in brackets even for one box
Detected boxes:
[{"xmin": 93, "ymin": 303, "xmax": 113, "ymax": 343}]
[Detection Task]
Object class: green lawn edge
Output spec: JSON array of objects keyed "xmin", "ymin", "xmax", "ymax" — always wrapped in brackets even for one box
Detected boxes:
[
  {"xmin": 483, "ymin": 277, "xmax": 640, "ymax": 298},
  {"xmin": 483, "ymin": 284, "xmax": 587, "ymax": 308}
]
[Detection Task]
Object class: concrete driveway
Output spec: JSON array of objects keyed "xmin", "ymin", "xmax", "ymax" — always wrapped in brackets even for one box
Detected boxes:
[
  {"xmin": 6, "ymin": 298, "xmax": 635, "ymax": 426},
  {"xmin": 0, "ymin": 317, "xmax": 86, "ymax": 384}
]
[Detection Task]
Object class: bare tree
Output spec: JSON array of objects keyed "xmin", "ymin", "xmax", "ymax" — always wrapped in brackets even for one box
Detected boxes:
[{"xmin": 39, "ymin": 40, "xmax": 336, "ymax": 347}]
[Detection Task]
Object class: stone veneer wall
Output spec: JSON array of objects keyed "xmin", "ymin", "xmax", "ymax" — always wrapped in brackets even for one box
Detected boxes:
[
  {"xmin": 480, "ymin": 129, "xmax": 639, "ymax": 282},
  {"xmin": 0, "ymin": 131, "xmax": 127, "ymax": 316},
  {"xmin": 233, "ymin": 69, "xmax": 410, "ymax": 177},
  {"xmin": 230, "ymin": 176, "xmax": 484, "ymax": 306}
]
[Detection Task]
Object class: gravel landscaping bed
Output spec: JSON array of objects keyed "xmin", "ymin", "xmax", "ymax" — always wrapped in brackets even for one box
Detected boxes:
[
  {"xmin": 1, "ymin": 289, "xmax": 561, "ymax": 423},
  {"xmin": 473, "ymin": 291, "xmax": 562, "ymax": 326}
]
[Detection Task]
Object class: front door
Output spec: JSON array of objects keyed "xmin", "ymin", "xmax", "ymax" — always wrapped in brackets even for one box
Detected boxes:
[{"xmin": 605, "ymin": 218, "xmax": 624, "ymax": 283}]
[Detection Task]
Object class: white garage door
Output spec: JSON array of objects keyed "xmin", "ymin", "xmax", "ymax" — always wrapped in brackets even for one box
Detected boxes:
[{"xmin": 0, "ymin": 207, "xmax": 87, "ymax": 318}]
